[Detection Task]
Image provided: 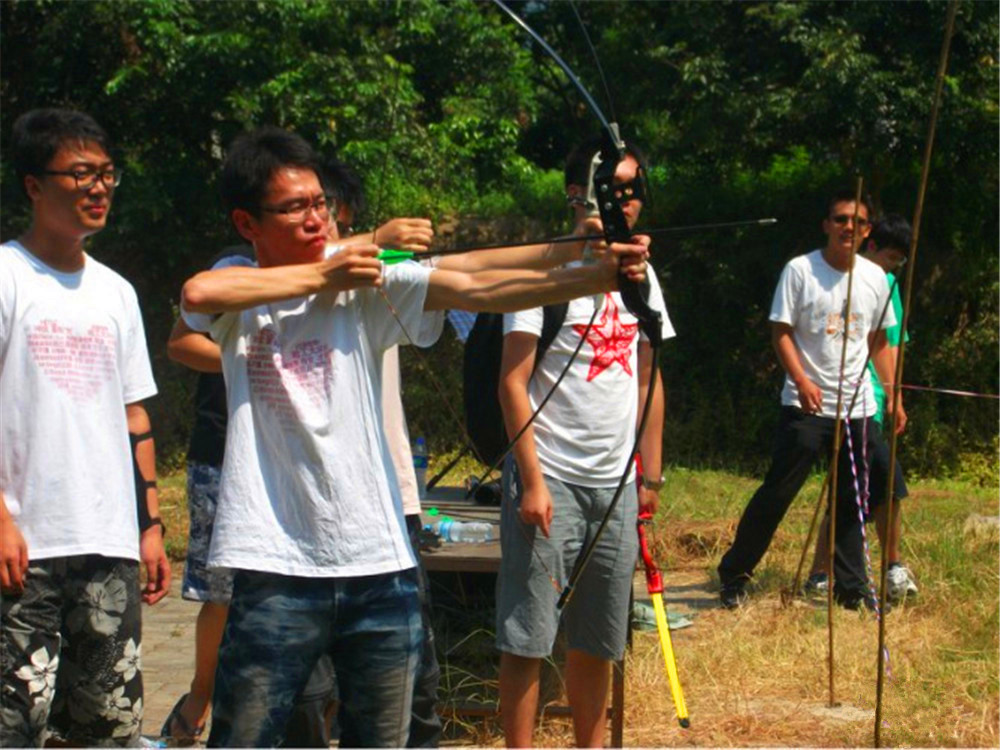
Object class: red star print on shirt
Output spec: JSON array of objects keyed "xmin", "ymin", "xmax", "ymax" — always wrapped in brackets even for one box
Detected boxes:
[{"xmin": 572, "ymin": 294, "xmax": 639, "ymax": 381}]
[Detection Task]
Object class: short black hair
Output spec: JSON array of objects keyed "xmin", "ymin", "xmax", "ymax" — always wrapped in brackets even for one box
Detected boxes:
[
  {"xmin": 10, "ymin": 108, "xmax": 111, "ymax": 198},
  {"xmin": 322, "ymin": 157, "xmax": 366, "ymax": 221},
  {"xmin": 827, "ymin": 188, "xmax": 874, "ymax": 219},
  {"xmin": 869, "ymin": 213, "xmax": 912, "ymax": 254},
  {"xmin": 220, "ymin": 126, "xmax": 322, "ymax": 220},
  {"xmin": 564, "ymin": 134, "xmax": 649, "ymax": 189}
]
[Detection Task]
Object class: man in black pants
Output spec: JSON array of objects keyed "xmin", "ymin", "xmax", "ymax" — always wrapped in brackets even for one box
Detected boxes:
[{"xmin": 717, "ymin": 190, "xmax": 902, "ymax": 611}]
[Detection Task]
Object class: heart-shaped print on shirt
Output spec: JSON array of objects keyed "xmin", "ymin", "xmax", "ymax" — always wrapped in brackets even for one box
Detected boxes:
[
  {"xmin": 27, "ymin": 319, "xmax": 117, "ymax": 401},
  {"xmin": 247, "ymin": 328, "xmax": 332, "ymax": 425}
]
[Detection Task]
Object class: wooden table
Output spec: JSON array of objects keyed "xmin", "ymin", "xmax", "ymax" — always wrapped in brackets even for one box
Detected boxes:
[{"xmin": 419, "ymin": 486, "xmax": 627, "ymax": 747}]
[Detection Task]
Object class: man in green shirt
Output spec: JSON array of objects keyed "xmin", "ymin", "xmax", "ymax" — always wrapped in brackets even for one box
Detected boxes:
[{"xmin": 806, "ymin": 214, "xmax": 918, "ymax": 602}]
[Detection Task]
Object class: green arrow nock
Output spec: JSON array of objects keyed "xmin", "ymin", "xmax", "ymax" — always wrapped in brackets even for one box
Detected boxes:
[{"xmin": 377, "ymin": 249, "xmax": 415, "ymax": 265}]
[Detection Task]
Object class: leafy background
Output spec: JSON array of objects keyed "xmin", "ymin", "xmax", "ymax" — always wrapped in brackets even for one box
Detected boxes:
[{"xmin": 2, "ymin": 0, "xmax": 996, "ymax": 479}]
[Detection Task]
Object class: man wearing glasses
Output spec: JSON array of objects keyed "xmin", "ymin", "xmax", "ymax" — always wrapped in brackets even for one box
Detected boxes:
[
  {"xmin": 178, "ymin": 126, "xmax": 648, "ymax": 747},
  {"xmin": 161, "ymin": 162, "xmax": 437, "ymax": 746},
  {"xmin": 717, "ymin": 190, "xmax": 899, "ymax": 612},
  {"xmin": 0, "ymin": 109, "xmax": 169, "ymax": 747}
]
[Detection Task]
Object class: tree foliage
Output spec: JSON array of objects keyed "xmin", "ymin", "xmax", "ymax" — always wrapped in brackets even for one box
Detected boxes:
[{"xmin": 1, "ymin": 0, "xmax": 996, "ymax": 475}]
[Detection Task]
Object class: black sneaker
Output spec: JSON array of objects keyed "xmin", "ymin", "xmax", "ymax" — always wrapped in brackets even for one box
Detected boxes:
[
  {"xmin": 838, "ymin": 592, "xmax": 891, "ymax": 615},
  {"xmin": 720, "ymin": 582, "xmax": 749, "ymax": 609},
  {"xmin": 803, "ymin": 572, "xmax": 829, "ymax": 596}
]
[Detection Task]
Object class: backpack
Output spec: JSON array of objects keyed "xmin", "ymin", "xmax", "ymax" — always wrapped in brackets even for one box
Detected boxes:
[{"xmin": 462, "ymin": 303, "xmax": 568, "ymax": 467}]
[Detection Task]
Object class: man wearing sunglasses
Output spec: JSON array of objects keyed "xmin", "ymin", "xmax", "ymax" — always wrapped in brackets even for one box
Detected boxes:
[
  {"xmin": 0, "ymin": 109, "xmax": 168, "ymax": 747},
  {"xmin": 717, "ymin": 190, "xmax": 899, "ymax": 612},
  {"xmin": 805, "ymin": 214, "xmax": 916, "ymax": 602},
  {"xmin": 496, "ymin": 137, "xmax": 673, "ymax": 749}
]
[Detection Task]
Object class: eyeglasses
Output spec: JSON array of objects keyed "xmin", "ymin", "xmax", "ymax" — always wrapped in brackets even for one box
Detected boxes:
[
  {"xmin": 260, "ymin": 194, "xmax": 335, "ymax": 225},
  {"xmin": 830, "ymin": 213, "xmax": 870, "ymax": 228},
  {"xmin": 42, "ymin": 167, "xmax": 122, "ymax": 191}
]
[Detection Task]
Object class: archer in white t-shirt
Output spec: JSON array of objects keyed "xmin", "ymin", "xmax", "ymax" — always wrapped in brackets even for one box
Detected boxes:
[
  {"xmin": 717, "ymin": 190, "xmax": 903, "ymax": 612},
  {"xmin": 179, "ymin": 126, "xmax": 650, "ymax": 747}
]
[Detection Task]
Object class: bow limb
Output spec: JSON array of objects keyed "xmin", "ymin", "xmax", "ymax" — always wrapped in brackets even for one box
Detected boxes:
[{"xmin": 636, "ymin": 506, "xmax": 690, "ymax": 728}]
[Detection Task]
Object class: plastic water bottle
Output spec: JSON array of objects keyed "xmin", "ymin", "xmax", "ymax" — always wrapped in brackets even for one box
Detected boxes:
[
  {"xmin": 413, "ymin": 437, "xmax": 428, "ymax": 498},
  {"xmin": 447, "ymin": 520, "xmax": 497, "ymax": 543},
  {"xmin": 426, "ymin": 519, "xmax": 498, "ymax": 543}
]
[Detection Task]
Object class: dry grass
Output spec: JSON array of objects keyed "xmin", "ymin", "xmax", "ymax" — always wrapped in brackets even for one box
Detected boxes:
[
  {"xmin": 428, "ymin": 463, "xmax": 999, "ymax": 747},
  {"xmin": 156, "ymin": 458, "xmax": 999, "ymax": 747}
]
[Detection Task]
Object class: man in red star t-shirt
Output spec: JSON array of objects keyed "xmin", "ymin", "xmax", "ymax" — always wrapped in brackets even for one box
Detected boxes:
[{"xmin": 495, "ymin": 137, "xmax": 676, "ymax": 748}]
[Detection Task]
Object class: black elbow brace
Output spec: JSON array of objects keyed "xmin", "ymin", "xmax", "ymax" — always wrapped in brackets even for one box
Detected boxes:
[{"xmin": 130, "ymin": 431, "xmax": 158, "ymax": 530}]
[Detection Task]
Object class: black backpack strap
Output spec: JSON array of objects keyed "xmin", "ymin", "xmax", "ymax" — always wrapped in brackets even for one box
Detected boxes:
[
  {"xmin": 534, "ymin": 302, "xmax": 568, "ymax": 371},
  {"xmin": 462, "ymin": 312, "xmax": 507, "ymax": 466}
]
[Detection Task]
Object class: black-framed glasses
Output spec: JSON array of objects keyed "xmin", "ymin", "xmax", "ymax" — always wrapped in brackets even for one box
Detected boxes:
[
  {"xmin": 260, "ymin": 194, "xmax": 335, "ymax": 225},
  {"xmin": 830, "ymin": 213, "xmax": 870, "ymax": 228},
  {"xmin": 42, "ymin": 167, "xmax": 122, "ymax": 191}
]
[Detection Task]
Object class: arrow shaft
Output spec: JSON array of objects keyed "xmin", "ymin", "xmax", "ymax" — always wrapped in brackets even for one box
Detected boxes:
[{"xmin": 387, "ymin": 218, "xmax": 778, "ymax": 263}]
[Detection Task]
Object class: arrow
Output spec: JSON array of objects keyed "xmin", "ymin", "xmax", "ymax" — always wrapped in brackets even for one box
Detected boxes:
[{"xmin": 377, "ymin": 217, "xmax": 778, "ymax": 264}]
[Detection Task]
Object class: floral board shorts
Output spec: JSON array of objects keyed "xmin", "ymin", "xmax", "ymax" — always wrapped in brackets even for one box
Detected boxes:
[
  {"xmin": 0, "ymin": 555, "xmax": 143, "ymax": 747},
  {"xmin": 182, "ymin": 461, "xmax": 234, "ymax": 604}
]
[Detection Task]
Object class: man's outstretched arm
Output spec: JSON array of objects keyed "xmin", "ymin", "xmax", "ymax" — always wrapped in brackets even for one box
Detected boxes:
[
  {"xmin": 423, "ymin": 240, "xmax": 646, "ymax": 313},
  {"xmin": 181, "ymin": 245, "xmax": 383, "ymax": 314}
]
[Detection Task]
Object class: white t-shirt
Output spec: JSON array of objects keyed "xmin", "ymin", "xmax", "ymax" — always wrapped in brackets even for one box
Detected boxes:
[
  {"xmin": 770, "ymin": 249, "xmax": 895, "ymax": 419},
  {"xmin": 504, "ymin": 271, "xmax": 675, "ymax": 487},
  {"xmin": 381, "ymin": 346, "xmax": 422, "ymax": 517},
  {"xmin": 182, "ymin": 254, "xmax": 439, "ymax": 578},
  {"xmin": 380, "ymin": 256, "xmax": 446, "ymax": 517},
  {"xmin": 0, "ymin": 241, "xmax": 157, "ymax": 561}
]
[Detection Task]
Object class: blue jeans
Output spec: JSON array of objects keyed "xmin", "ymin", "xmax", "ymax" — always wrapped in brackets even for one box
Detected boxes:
[
  {"xmin": 208, "ymin": 568, "xmax": 422, "ymax": 748},
  {"xmin": 279, "ymin": 515, "xmax": 442, "ymax": 748}
]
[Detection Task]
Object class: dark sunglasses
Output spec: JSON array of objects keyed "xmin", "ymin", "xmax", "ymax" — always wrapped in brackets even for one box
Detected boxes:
[
  {"xmin": 830, "ymin": 213, "xmax": 870, "ymax": 228},
  {"xmin": 612, "ymin": 173, "xmax": 648, "ymax": 206}
]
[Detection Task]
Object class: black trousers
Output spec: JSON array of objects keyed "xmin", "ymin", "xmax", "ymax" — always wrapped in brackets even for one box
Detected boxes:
[{"xmin": 719, "ymin": 407, "xmax": 885, "ymax": 601}]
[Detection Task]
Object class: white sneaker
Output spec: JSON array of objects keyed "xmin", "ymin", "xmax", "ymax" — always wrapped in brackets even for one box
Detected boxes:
[{"xmin": 887, "ymin": 564, "xmax": 918, "ymax": 600}]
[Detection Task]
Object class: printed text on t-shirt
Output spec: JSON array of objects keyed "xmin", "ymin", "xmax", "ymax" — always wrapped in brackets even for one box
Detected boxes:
[
  {"xmin": 247, "ymin": 328, "xmax": 332, "ymax": 426},
  {"xmin": 27, "ymin": 319, "xmax": 117, "ymax": 401}
]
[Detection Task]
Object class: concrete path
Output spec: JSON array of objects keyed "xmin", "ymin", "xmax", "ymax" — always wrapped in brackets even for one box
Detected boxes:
[{"xmin": 142, "ymin": 577, "xmax": 200, "ymax": 741}]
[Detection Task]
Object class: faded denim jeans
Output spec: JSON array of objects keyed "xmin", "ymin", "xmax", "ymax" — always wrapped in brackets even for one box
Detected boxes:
[{"xmin": 207, "ymin": 568, "xmax": 422, "ymax": 748}]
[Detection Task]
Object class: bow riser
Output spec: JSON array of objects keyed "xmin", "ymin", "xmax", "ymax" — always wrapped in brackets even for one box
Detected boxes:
[{"xmin": 592, "ymin": 133, "xmax": 663, "ymax": 345}]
